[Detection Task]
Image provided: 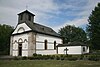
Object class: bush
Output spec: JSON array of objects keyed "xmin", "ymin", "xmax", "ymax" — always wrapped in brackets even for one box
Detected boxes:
[
  {"xmin": 22, "ymin": 56, "xmax": 27, "ymax": 60},
  {"xmin": 13, "ymin": 56, "xmax": 20, "ymax": 60},
  {"xmin": 12, "ymin": 53, "xmax": 100, "ymax": 61},
  {"xmin": 60, "ymin": 54, "xmax": 66, "ymax": 60},
  {"xmin": 55, "ymin": 55, "xmax": 60, "ymax": 60},
  {"xmin": 49, "ymin": 55, "xmax": 55, "ymax": 60},
  {"xmin": 88, "ymin": 55, "xmax": 100, "ymax": 61},
  {"xmin": 68, "ymin": 57, "xmax": 77, "ymax": 61},
  {"xmin": 42, "ymin": 55, "xmax": 50, "ymax": 60},
  {"xmin": 28, "ymin": 57, "xmax": 35, "ymax": 60},
  {"xmin": 33, "ymin": 53, "xmax": 37, "ymax": 57}
]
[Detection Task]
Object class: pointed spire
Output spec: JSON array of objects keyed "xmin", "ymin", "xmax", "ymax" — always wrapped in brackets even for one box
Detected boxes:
[{"xmin": 26, "ymin": 5, "xmax": 28, "ymax": 10}]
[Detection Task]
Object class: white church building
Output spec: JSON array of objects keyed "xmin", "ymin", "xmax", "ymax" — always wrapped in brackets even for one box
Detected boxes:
[
  {"xmin": 10, "ymin": 10, "xmax": 62, "ymax": 56},
  {"xmin": 10, "ymin": 10, "xmax": 89, "ymax": 57}
]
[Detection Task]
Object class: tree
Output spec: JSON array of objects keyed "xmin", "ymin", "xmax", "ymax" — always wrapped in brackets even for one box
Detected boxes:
[
  {"xmin": 0, "ymin": 24, "xmax": 14, "ymax": 55},
  {"xmin": 58, "ymin": 25, "xmax": 87, "ymax": 44},
  {"xmin": 87, "ymin": 3, "xmax": 100, "ymax": 50}
]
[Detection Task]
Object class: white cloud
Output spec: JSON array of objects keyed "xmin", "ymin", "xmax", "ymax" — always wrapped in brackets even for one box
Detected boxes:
[
  {"xmin": 0, "ymin": 0, "xmax": 59, "ymax": 26},
  {"xmin": 53, "ymin": 0, "xmax": 100, "ymax": 32},
  {"xmin": 29, "ymin": 0, "xmax": 59, "ymax": 13},
  {"xmin": 53, "ymin": 17, "xmax": 88, "ymax": 32},
  {"xmin": 0, "ymin": 0, "xmax": 100, "ymax": 32},
  {"xmin": 78, "ymin": 0, "xmax": 100, "ymax": 17},
  {"xmin": 66, "ymin": 18, "xmax": 88, "ymax": 27}
]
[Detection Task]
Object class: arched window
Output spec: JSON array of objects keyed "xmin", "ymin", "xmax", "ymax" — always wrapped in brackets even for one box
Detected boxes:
[
  {"xmin": 18, "ymin": 38, "xmax": 23, "ymax": 43},
  {"xmin": 44, "ymin": 40, "xmax": 47, "ymax": 50},
  {"xmin": 17, "ymin": 27, "xmax": 25, "ymax": 33},
  {"xmin": 54, "ymin": 41, "xmax": 56, "ymax": 49}
]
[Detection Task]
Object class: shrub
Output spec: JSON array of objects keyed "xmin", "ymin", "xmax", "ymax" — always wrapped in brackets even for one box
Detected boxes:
[
  {"xmin": 42, "ymin": 55, "xmax": 50, "ymax": 60},
  {"xmin": 33, "ymin": 53, "xmax": 37, "ymax": 57},
  {"xmin": 28, "ymin": 56, "xmax": 35, "ymax": 60},
  {"xmin": 88, "ymin": 55, "xmax": 100, "ymax": 61},
  {"xmin": 12, "ymin": 53, "xmax": 100, "ymax": 61},
  {"xmin": 60, "ymin": 54, "xmax": 66, "ymax": 60},
  {"xmin": 55, "ymin": 55, "xmax": 60, "ymax": 60},
  {"xmin": 13, "ymin": 56, "xmax": 20, "ymax": 60},
  {"xmin": 67, "ymin": 56, "xmax": 77, "ymax": 61},
  {"xmin": 49, "ymin": 55, "xmax": 55, "ymax": 60},
  {"xmin": 22, "ymin": 56, "xmax": 27, "ymax": 60}
]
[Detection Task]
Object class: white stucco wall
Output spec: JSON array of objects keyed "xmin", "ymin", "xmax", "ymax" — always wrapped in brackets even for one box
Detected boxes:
[
  {"xmin": 36, "ymin": 34, "xmax": 62, "ymax": 44},
  {"xmin": 36, "ymin": 42, "xmax": 44, "ymax": 49},
  {"xmin": 58, "ymin": 47, "xmax": 67, "ymax": 54},
  {"xmin": 13, "ymin": 51, "xmax": 18, "ymax": 56},
  {"xmin": 58, "ymin": 46, "xmax": 82, "ymax": 55},
  {"xmin": 12, "ymin": 33, "xmax": 29, "ymax": 56},
  {"xmin": 87, "ymin": 47, "xmax": 89, "ymax": 53},
  {"xmin": 22, "ymin": 51, "xmax": 28, "ymax": 56},
  {"xmin": 67, "ymin": 46, "xmax": 82, "ymax": 54},
  {"xmin": 13, "ymin": 33, "xmax": 28, "ymax": 44},
  {"xmin": 58, "ymin": 46, "xmax": 89, "ymax": 55},
  {"xmin": 12, "ymin": 23, "xmax": 31, "ymax": 34},
  {"xmin": 36, "ymin": 50, "xmax": 57, "ymax": 55},
  {"xmin": 36, "ymin": 33, "xmax": 62, "ymax": 55}
]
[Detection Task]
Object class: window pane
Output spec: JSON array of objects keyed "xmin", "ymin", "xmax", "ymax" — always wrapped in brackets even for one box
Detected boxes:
[
  {"xmin": 28, "ymin": 15, "xmax": 31, "ymax": 21},
  {"xmin": 44, "ymin": 40, "xmax": 47, "ymax": 50},
  {"xmin": 54, "ymin": 41, "xmax": 56, "ymax": 49},
  {"xmin": 20, "ymin": 15, "xmax": 23, "ymax": 20}
]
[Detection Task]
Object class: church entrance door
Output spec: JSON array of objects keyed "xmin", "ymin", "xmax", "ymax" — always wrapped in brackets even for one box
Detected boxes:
[{"xmin": 18, "ymin": 44, "xmax": 22, "ymax": 56}]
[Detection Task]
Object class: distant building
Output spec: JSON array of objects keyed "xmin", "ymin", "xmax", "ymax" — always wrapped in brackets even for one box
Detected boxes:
[{"xmin": 10, "ymin": 10, "xmax": 62, "ymax": 56}]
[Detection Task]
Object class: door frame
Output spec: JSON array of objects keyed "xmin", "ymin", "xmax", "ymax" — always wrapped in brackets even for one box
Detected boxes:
[{"xmin": 18, "ymin": 43, "xmax": 22, "ymax": 56}]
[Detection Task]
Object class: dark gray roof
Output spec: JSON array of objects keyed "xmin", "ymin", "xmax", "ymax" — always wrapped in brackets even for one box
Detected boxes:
[
  {"xmin": 57, "ymin": 42, "xmax": 87, "ymax": 47},
  {"xmin": 24, "ymin": 21, "xmax": 60, "ymax": 37},
  {"xmin": 18, "ymin": 10, "xmax": 35, "ymax": 16}
]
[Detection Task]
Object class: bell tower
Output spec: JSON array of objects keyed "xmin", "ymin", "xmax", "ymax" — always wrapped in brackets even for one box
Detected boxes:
[{"xmin": 18, "ymin": 10, "xmax": 35, "ymax": 24}]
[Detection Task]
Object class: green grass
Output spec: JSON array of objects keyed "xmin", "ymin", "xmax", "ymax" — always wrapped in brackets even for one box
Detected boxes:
[{"xmin": 0, "ymin": 60, "xmax": 100, "ymax": 67}]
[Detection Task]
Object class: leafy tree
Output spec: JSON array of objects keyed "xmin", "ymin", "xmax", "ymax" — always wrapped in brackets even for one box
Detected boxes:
[
  {"xmin": 58, "ymin": 25, "xmax": 87, "ymax": 44},
  {"xmin": 87, "ymin": 3, "xmax": 100, "ymax": 50},
  {"xmin": 0, "ymin": 24, "xmax": 14, "ymax": 55}
]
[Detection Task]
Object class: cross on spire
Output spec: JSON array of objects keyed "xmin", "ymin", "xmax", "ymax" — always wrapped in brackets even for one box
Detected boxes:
[{"xmin": 26, "ymin": 5, "xmax": 28, "ymax": 10}]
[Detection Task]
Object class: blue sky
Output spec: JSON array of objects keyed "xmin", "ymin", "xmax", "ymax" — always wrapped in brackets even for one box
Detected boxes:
[{"xmin": 0, "ymin": 0, "xmax": 100, "ymax": 32}]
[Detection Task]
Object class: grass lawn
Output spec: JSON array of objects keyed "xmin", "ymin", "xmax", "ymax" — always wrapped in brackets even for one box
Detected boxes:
[{"xmin": 0, "ymin": 60, "xmax": 100, "ymax": 67}]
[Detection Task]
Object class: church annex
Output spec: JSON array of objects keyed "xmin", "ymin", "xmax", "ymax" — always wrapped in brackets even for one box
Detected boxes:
[{"xmin": 10, "ymin": 10, "xmax": 62, "ymax": 56}]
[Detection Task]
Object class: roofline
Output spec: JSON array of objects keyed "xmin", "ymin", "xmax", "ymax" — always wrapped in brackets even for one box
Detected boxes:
[
  {"xmin": 12, "ymin": 30, "xmax": 62, "ymax": 38},
  {"xmin": 11, "ymin": 30, "xmax": 33, "ymax": 36},
  {"xmin": 18, "ymin": 10, "xmax": 35, "ymax": 16},
  {"xmin": 33, "ymin": 30, "xmax": 62, "ymax": 38},
  {"xmin": 57, "ymin": 45, "xmax": 87, "ymax": 47},
  {"xmin": 57, "ymin": 43, "xmax": 88, "ymax": 47}
]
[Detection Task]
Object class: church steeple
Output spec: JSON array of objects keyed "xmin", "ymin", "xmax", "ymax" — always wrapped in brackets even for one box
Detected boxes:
[{"xmin": 18, "ymin": 10, "xmax": 35, "ymax": 24}]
